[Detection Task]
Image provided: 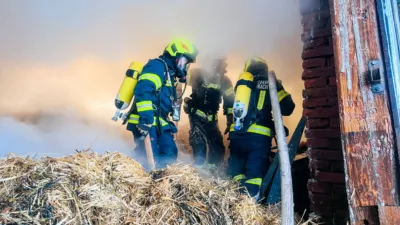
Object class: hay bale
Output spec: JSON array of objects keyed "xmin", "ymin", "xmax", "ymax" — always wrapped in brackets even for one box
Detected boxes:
[{"xmin": 0, "ymin": 150, "xmax": 310, "ymax": 225}]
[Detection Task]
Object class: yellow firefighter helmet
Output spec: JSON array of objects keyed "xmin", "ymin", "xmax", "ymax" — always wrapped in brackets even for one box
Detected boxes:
[
  {"xmin": 244, "ymin": 56, "xmax": 268, "ymax": 73},
  {"xmin": 164, "ymin": 38, "xmax": 199, "ymax": 63}
]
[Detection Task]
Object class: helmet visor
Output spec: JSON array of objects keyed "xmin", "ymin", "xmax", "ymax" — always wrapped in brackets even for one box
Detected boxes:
[{"xmin": 176, "ymin": 55, "xmax": 191, "ymax": 78}]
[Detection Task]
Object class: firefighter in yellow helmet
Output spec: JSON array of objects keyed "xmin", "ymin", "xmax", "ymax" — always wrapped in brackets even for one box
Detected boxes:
[
  {"xmin": 126, "ymin": 39, "xmax": 198, "ymax": 170},
  {"xmin": 228, "ymin": 56, "xmax": 295, "ymax": 199}
]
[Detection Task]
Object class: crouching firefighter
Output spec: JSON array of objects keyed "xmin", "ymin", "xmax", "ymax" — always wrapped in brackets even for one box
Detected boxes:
[
  {"xmin": 121, "ymin": 39, "xmax": 198, "ymax": 170},
  {"xmin": 183, "ymin": 55, "xmax": 235, "ymax": 168},
  {"xmin": 228, "ymin": 56, "xmax": 295, "ymax": 200}
]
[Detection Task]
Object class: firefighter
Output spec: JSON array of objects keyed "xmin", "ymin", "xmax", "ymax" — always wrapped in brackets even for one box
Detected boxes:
[
  {"xmin": 183, "ymin": 55, "xmax": 235, "ymax": 169},
  {"xmin": 126, "ymin": 39, "xmax": 198, "ymax": 170},
  {"xmin": 228, "ymin": 56, "xmax": 295, "ymax": 200}
]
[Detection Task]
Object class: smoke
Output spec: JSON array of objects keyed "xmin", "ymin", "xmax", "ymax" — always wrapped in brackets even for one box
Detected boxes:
[{"xmin": 0, "ymin": 0, "xmax": 304, "ymax": 158}]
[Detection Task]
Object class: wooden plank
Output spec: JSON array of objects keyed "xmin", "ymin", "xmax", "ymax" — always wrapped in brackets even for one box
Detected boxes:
[
  {"xmin": 353, "ymin": 207, "xmax": 380, "ymax": 225},
  {"xmin": 376, "ymin": 0, "xmax": 400, "ymax": 168},
  {"xmin": 329, "ymin": 0, "xmax": 399, "ymax": 223},
  {"xmin": 379, "ymin": 206, "xmax": 400, "ymax": 225}
]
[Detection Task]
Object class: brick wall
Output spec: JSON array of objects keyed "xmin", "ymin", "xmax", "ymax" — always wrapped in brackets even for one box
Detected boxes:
[{"xmin": 299, "ymin": 0, "xmax": 349, "ymax": 224}]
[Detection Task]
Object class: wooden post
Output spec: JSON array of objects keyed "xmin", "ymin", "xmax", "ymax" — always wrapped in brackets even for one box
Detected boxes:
[
  {"xmin": 268, "ymin": 71, "xmax": 294, "ymax": 225},
  {"xmin": 330, "ymin": 0, "xmax": 399, "ymax": 223},
  {"xmin": 143, "ymin": 135, "xmax": 155, "ymax": 170}
]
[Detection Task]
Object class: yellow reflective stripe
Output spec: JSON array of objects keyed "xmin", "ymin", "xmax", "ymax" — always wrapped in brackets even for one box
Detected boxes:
[
  {"xmin": 166, "ymin": 79, "xmax": 172, "ymax": 87},
  {"xmin": 230, "ymin": 124, "xmax": 235, "ymax": 132},
  {"xmin": 136, "ymin": 101, "xmax": 153, "ymax": 112},
  {"xmin": 138, "ymin": 73, "xmax": 162, "ymax": 89},
  {"xmin": 207, "ymin": 115, "xmax": 217, "ymax": 121},
  {"xmin": 245, "ymin": 178, "xmax": 262, "ymax": 186},
  {"xmin": 224, "ymin": 87, "xmax": 234, "ymax": 96},
  {"xmin": 247, "ymin": 124, "xmax": 271, "ymax": 136},
  {"xmin": 257, "ymin": 90, "xmax": 266, "ymax": 110},
  {"xmin": 227, "ymin": 108, "xmax": 232, "ymax": 114},
  {"xmin": 192, "ymin": 109, "xmax": 217, "ymax": 122},
  {"xmin": 127, "ymin": 114, "xmax": 169, "ymax": 126},
  {"xmin": 128, "ymin": 114, "xmax": 139, "ymax": 124},
  {"xmin": 277, "ymin": 90, "xmax": 289, "ymax": 102},
  {"xmin": 233, "ymin": 174, "xmax": 246, "ymax": 181},
  {"xmin": 203, "ymin": 83, "xmax": 220, "ymax": 89},
  {"xmin": 194, "ymin": 109, "xmax": 207, "ymax": 118}
]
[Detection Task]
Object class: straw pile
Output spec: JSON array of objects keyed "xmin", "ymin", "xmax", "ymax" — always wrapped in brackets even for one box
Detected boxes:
[{"xmin": 0, "ymin": 150, "xmax": 309, "ymax": 225}]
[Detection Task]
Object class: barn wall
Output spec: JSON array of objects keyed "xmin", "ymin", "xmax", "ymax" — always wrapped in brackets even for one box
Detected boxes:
[{"xmin": 299, "ymin": 0, "xmax": 349, "ymax": 223}]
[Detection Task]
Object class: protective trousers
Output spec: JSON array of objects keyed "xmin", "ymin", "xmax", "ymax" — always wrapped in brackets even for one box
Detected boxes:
[
  {"xmin": 228, "ymin": 134, "xmax": 272, "ymax": 197},
  {"xmin": 131, "ymin": 126, "xmax": 178, "ymax": 171},
  {"xmin": 189, "ymin": 115, "xmax": 225, "ymax": 167}
]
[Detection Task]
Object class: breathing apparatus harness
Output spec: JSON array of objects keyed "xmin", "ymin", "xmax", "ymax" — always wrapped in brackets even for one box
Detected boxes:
[
  {"xmin": 233, "ymin": 73, "xmax": 267, "ymax": 134},
  {"xmin": 152, "ymin": 57, "xmax": 188, "ymax": 136}
]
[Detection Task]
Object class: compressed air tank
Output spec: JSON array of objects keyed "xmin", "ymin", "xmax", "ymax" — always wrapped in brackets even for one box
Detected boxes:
[
  {"xmin": 114, "ymin": 61, "xmax": 144, "ymax": 110},
  {"xmin": 232, "ymin": 71, "xmax": 254, "ymax": 131}
]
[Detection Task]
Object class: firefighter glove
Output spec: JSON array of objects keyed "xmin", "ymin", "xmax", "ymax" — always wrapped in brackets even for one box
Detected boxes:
[
  {"xmin": 137, "ymin": 123, "xmax": 152, "ymax": 137},
  {"xmin": 224, "ymin": 114, "xmax": 233, "ymax": 135},
  {"xmin": 183, "ymin": 97, "xmax": 193, "ymax": 114}
]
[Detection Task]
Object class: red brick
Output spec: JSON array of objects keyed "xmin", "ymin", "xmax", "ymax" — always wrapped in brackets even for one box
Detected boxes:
[
  {"xmin": 309, "ymin": 193, "xmax": 335, "ymax": 206},
  {"xmin": 306, "ymin": 138, "xmax": 342, "ymax": 150},
  {"xmin": 333, "ymin": 184, "xmax": 347, "ymax": 197},
  {"xmin": 303, "ymin": 37, "xmax": 331, "ymax": 50},
  {"xmin": 304, "ymin": 77, "xmax": 327, "ymax": 88},
  {"xmin": 303, "ymin": 107, "xmax": 339, "ymax": 118},
  {"xmin": 302, "ymin": 58, "xmax": 326, "ymax": 69},
  {"xmin": 330, "ymin": 117, "xmax": 340, "ymax": 128},
  {"xmin": 336, "ymin": 208, "xmax": 350, "ymax": 217},
  {"xmin": 302, "ymin": 27, "xmax": 333, "ymax": 42},
  {"xmin": 300, "ymin": 0, "xmax": 330, "ymax": 15},
  {"xmin": 302, "ymin": 87, "xmax": 337, "ymax": 98},
  {"xmin": 307, "ymin": 119, "xmax": 330, "ymax": 128},
  {"xmin": 309, "ymin": 159, "xmax": 330, "ymax": 171},
  {"xmin": 303, "ymin": 98, "xmax": 328, "ymax": 108},
  {"xmin": 302, "ymin": 46, "xmax": 334, "ymax": 60},
  {"xmin": 308, "ymin": 180, "xmax": 333, "ymax": 193},
  {"xmin": 315, "ymin": 171, "xmax": 345, "ymax": 183},
  {"xmin": 307, "ymin": 149, "xmax": 343, "ymax": 160},
  {"xmin": 302, "ymin": 67, "xmax": 335, "ymax": 80},
  {"xmin": 306, "ymin": 128, "xmax": 341, "ymax": 138},
  {"xmin": 329, "ymin": 77, "xmax": 337, "ymax": 86},
  {"xmin": 327, "ymin": 98, "xmax": 338, "ymax": 106},
  {"xmin": 327, "ymin": 56, "xmax": 336, "ymax": 67},
  {"xmin": 301, "ymin": 9, "xmax": 331, "ymax": 26},
  {"xmin": 309, "ymin": 205, "xmax": 334, "ymax": 217},
  {"xmin": 303, "ymin": 18, "xmax": 331, "ymax": 31},
  {"xmin": 331, "ymin": 161, "xmax": 345, "ymax": 173}
]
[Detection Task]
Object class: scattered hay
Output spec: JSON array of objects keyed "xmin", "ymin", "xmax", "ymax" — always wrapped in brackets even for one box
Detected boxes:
[{"xmin": 0, "ymin": 150, "xmax": 311, "ymax": 225}]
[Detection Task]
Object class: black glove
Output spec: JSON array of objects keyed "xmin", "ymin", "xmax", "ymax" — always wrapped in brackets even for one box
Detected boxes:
[
  {"xmin": 224, "ymin": 114, "xmax": 233, "ymax": 135},
  {"xmin": 183, "ymin": 97, "xmax": 192, "ymax": 114},
  {"xmin": 137, "ymin": 123, "xmax": 152, "ymax": 139}
]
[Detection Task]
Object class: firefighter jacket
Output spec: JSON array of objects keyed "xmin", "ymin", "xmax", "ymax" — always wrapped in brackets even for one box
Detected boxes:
[
  {"xmin": 126, "ymin": 57, "xmax": 178, "ymax": 133},
  {"xmin": 230, "ymin": 73, "xmax": 295, "ymax": 137},
  {"xmin": 184, "ymin": 68, "xmax": 235, "ymax": 122}
]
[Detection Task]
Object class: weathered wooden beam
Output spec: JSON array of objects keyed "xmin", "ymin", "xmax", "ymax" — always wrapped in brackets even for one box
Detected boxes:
[
  {"xmin": 379, "ymin": 206, "xmax": 400, "ymax": 224},
  {"xmin": 376, "ymin": 0, "xmax": 400, "ymax": 170},
  {"xmin": 330, "ymin": 0, "xmax": 399, "ymax": 223}
]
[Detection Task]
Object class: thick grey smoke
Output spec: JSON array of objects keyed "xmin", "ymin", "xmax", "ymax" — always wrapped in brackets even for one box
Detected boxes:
[{"xmin": 0, "ymin": 0, "xmax": 304, "ymax": 158}]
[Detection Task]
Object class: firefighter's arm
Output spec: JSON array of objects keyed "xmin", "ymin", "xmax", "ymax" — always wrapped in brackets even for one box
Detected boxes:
[
  {"xmin": 222, "ymin": 76, "xmax": 235, "ymax": 134},
  {"xmin": 133, "ymin": 59, "xmax": 165, "ymax": 126},
  {"xmin": 276, "ymin": 80, "xmax": 295, "ymax": 116},
  {"xmin": 222, "ymin": 76, "xmax": 235, "ymax": 116}
]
